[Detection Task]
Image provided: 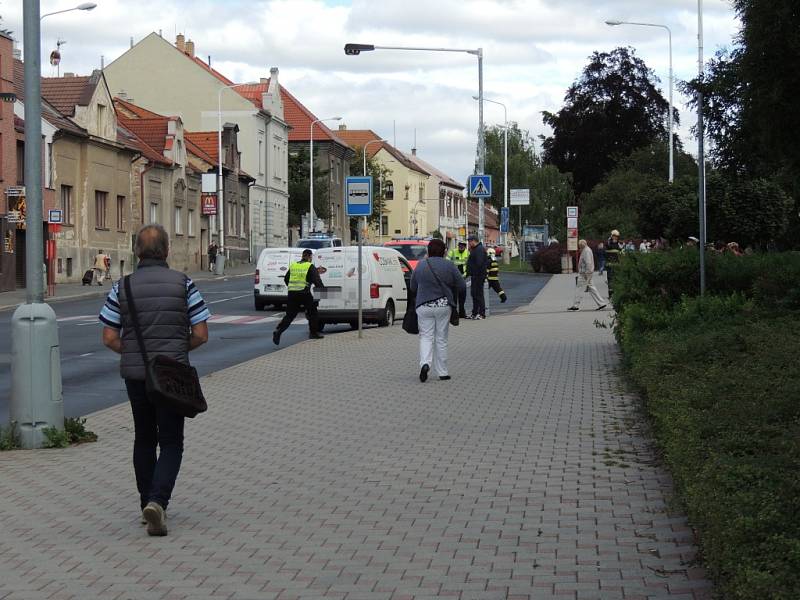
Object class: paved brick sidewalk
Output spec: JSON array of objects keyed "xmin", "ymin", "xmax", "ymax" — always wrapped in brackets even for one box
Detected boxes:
[{"xmin": 0, "ymin": 274, "xmax": 712, "ymax": 600}]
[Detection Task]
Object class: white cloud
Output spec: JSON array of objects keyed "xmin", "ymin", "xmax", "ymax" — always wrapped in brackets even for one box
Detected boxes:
[{"xmin": 1, "ymin": 0, "xmax": 740, "ymax": 185}]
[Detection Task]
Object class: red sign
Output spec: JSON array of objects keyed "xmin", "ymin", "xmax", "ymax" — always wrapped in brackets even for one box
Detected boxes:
[
  {"xmin": 567, "ymin": 228, "xmax": 578, "ymax": 238},
  {"xmin": 201, "ymin": 193, "xmax": 217, "ymax": 216}
]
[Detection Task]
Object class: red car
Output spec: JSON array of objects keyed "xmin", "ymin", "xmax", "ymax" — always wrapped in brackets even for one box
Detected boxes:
[{"xmin": 382, "ymin": 239, "xmax": 429, "ymax": 269}]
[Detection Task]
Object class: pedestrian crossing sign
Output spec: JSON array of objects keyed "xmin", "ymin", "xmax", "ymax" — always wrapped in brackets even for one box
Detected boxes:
[{"xmin": 469, "ymin": 174, "xmax": 492, "ymax": 198}]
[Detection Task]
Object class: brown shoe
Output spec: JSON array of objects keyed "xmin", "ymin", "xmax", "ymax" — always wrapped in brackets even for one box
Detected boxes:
[{"xmin": 142, "ymin": 502, "xmax": 168, "ymax": 536}]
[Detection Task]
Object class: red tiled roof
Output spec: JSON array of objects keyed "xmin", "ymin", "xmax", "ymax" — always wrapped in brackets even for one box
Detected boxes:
[
  {"xmin": 114, "ymin": 97, "xmax": 165, "ymax": 119},
  {"xmin": 41, "ymin": 73, "xmax": 96, "ymax": 116},
  {"xmin": 185, "ymin": 131, "xmax": 219, "ymax": 163},
  {"xmin": 185, "ymin": 138, "xmax": 215, "ymax": 166},
  {"xmin": 238, "ymin": 81, "xmax": 351, "ymax": 147},
  {"xmin": 468, "ymin": 200, "xmax": 499, "ymax": 229},
  {"xmin": 336, "ymin": 129, "xmax": 430, "ymax": 176},
  {"xmin": 117, "ymin": 123, "xmax": 172, "ymax": 166},
  {"xmin": 119, "ymin": 117, "xmax": 168, "ymax": 153},
  {"xmin": 402, "ymin": 152, "xmax": 463, "ymax": 190}
]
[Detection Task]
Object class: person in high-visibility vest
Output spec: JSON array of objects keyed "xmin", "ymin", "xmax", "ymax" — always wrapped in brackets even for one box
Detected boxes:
[
  {"xmin": 447, "ymin": 240, "xmax": 470, "ymax": 318},
  {"xmin": 273, "ymin": 249, "xmax": 325, "ymax": 345},
  {"xmin": 486, "ymin": 247, "xmax": 507, "ymax": 303}
]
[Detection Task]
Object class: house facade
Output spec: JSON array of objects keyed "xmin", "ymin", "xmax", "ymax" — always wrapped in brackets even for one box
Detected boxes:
[
  {"xmin": 104, "ymin": 32, "xmax": 290, "ymax": 257},
  {"xmin": 0, "ymin": 30, "xmax": 17, "ymax": 291},
  {"xmin": 403, "ymin": 149, "xmax": 466, "ymax": 248},
  {"xmin": 335, "ymin": 128, "xmax": 430, "ymax": 243}
]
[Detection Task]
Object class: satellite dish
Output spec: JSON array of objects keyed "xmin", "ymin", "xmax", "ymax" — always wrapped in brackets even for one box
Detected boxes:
[{"xmin": 49, "ymin": 50, "xmax": 61, "ymax": 66}]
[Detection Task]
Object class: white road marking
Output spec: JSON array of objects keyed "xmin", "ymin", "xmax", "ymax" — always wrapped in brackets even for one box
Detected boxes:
[
  {"xmin": 57, "ymin": 315, "xmax": 96, "ymax": 322},
  {"xmin": 79, "ymin": 352, "xmax": 94, "ymax": 357},
  {"xmin": 207, "ymin": 294, "xmax": 252, "ymax": 305},
  {"xmin": 207, "ymin": 314, "xmax": 306, "ymax": 326}
]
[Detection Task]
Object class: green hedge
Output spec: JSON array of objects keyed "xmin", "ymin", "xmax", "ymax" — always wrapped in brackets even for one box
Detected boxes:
[{"xmin": 613, "ymin": 251, "xmax": 800, "ymax": 599}]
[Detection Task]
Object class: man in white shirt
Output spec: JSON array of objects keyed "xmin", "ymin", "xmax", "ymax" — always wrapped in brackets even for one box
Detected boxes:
[{"xmin": 568, "ymin": 240, "xmax": 607, "ymax": 311}]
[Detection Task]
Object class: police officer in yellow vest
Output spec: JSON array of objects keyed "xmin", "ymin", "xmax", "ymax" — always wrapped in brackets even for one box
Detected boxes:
[
  {"xmin": 486, "ymin": 247, "xmax": 507, "ymax": 303},
  {"xmin": 273, "ymin": 249, "xmax": 325, "ymax": 345},
  {"xmin": 447, "ymin": 240, "xmax": 470, "ymax": 318}
]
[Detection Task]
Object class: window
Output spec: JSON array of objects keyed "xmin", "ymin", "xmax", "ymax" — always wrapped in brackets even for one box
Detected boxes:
[
  {"xmin": 95, "ymin": 191, "xmax": 108, "ymax": 229},
  {"xmin": 239, "ymin": 205, "xmax": 246, "ymax": 237},
  {"xmin": 258, "ymin": 140, "xmax": 264, "ymax": 174},
  {"xmin": 380, "ymin": 215, "xmax": 388, "ymax": 237},
  {"xmin": 149, "ymin": 202, "xmax": 159, "ymax": 224},
  {"xmin": 384, "ymin": 180, "xmax": 394, "ymax": 200},
  {"xmin": 96, "ymin": 103, "xmax": 106, "ymax": 135},
  {"xmin": 60, "ymin": 185, "xmax": 73, "ymax": 225},
  {"xmin": 116, "ymin": 196, "xmax": 125, "ymax": 231},
  {"xmin": 188, "ymin": 209, "xmax": 195, "ymax": 237},
  {"xmin": 174, "ymin": 206, "xmax": 183, "ymax": 235}
]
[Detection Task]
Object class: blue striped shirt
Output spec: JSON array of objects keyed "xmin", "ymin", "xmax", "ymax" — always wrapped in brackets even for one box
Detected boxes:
[{"xmin": 99, "ymin": 277, "xmax": 211, "ymax": 329}]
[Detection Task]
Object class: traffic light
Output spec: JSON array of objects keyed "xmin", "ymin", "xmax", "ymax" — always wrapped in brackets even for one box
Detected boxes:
[{"xmin": 344, "ymin": 43, "xmax": 375, "ymax": 56}]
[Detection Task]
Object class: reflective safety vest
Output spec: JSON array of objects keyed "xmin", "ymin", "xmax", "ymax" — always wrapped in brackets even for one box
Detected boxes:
[
  {"xmin": 606, "ymin": 239, "xmax": 623, "ymax": 264},
  {"xmin": 487, "ymin": 258, "xmax": 500, "ymax": 281},
  {"xmin": 287, "ymin": 261, "xmax": 312, "ymax": 292},
  {"xmin": 448, "ymin": 248, "xmax": 469, "ymax": 276}
]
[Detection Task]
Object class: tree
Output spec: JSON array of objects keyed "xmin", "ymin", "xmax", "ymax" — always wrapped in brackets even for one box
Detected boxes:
[
  {"xmin": 684, "ymin": 0, "xmax": 800, "ymax": 247},
  {"xmin": 542, "ymin": 47, "xmax": 677, "ymax": 195},
  {"xmin": 288, "ymin": 145, "xmax": 330, "ymax": 228},
  {"xmin": 348, "ymin": 147, "xmax": 393, "ymax": 233}
]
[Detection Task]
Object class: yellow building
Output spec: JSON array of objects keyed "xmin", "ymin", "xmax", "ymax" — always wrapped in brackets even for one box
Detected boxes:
[{"xmin": 335, "ymin": 127, "xmax": 430, "ymax": 243}]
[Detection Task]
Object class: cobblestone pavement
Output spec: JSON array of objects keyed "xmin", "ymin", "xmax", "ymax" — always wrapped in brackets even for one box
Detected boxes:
[{"xmin": 0, "ymin": 274, "xmax": 712, "ymax": 600}]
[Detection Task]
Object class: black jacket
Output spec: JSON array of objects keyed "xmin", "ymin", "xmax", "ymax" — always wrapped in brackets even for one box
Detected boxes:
[{"xmin": 466, "ymin": 243, "xmax": 488, "ymax": 279}]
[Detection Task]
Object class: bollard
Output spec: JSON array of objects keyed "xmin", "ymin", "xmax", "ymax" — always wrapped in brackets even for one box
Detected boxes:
[
  {"xmin": 10, "ymin": 303, "xmax": 64, "ymax": 449},
  {"xmin": 214, "ymin": 253, "xmax": 226, "ymax": 275}
]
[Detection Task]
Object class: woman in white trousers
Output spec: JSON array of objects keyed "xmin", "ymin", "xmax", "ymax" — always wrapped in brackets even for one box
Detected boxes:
[
  {"xmin": 409, "ymin": 239, "xmax": 466, "ymax": 382},
  {"xmin": 569, "ymin": 239, "xmax": 607, "ymax": 311}
]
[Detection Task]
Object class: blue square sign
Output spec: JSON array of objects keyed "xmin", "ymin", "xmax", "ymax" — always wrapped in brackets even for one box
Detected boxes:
[
  {"xmin": 469, "ymin": 174, "xmax": 492, "ymax": 198},
  {"xmin": 346, "ymin": 176, "xmax": 373, "ymax": 217}
]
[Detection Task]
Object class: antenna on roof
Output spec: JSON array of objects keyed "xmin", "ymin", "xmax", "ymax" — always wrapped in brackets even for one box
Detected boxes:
[
  {"xmin": 100, "ymin": 55, "xmax": 104, "ymax": 70},
  {"xmin": 130, "ymin": 36, "xmax": 134, "ymax": 49}
]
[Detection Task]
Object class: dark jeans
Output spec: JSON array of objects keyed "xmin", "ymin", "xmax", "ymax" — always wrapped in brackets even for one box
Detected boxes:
[
  {"xmin": 275, "ymin": 290, "xmax": 319, "ymax": 335},
  {"xmin": 456, "ymin": 287, "xmax": 467, "ymax": 318},
  {"xmin": 470, "ymin": 276, "xmax": 486, "ymax": 317},
  {"xmin": 488, "ymin": 279, "xmax": 505, "ymax": 296},
  {"xmin": 125, "ymin": 379, "xmax": 185, "ymax": 511}
]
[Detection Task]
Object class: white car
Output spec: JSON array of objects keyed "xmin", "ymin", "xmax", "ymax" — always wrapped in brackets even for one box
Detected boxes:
[
  {"xmin": 296, "ymin": 236, "xmax": 343, "ymax": 250},
  {"xmin": 253, "ymin": 247, "xmax": 306, "ymax": 310},
  {"xmin": 313, "ymin": 246, "xmax": 411, "ymax": 329}
]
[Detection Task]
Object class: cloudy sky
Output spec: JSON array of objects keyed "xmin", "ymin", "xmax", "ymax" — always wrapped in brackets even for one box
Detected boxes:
[{"xmin": 2, "ymin": 0, "xmax": 740, "ymax": 184}]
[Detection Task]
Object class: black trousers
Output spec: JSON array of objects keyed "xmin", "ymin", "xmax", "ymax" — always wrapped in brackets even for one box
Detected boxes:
[
  {"xmin": 125, "ymin": 379, "xmax": 185, "ymax": 511},
  {"xmin": 470, "ymin": 276, "xmax": 486, "ymax": 317},
  {"xmin": 275, "ymin": 290, "xmax": 319, "ymax": 335},
  {"xmin": 488, "ymin": 279, "xmax": 505, "ymax": 296},
  {"xmin": 456, "ymin": 287, "xmax": 467, "ymax": 318}
]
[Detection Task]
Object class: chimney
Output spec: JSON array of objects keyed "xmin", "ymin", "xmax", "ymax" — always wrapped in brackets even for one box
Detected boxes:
[
  {"xmin": 64, "ymin": 72, "xmax": 76, "ymax": 78},
  {"xmin": 267, "ymin": 67, "xmax": 279, "ymax": 95},
  {"xmin": 175, "ymin": 33, "xmax": 185, "ymax": 53},
  {"xmin": 338, "ymin": 124, "xmax": 347, "ymax": 131},
  {"xmin": 260, "ymin": 77, "xmax": 269, "ymax": 84},
  {"xmin": 411, "ymin": 148, "xmax": 417, "ymax": 156},
  {"xmin": 207, "ymin": 55, "xmax": 212, "ymax": 67},
  {"xmin": 13, "ymin": 48, "xmax": 21, "ymax": 60},
  {"xmin": 185, "ymin": 39, "xmax": 195, "ymax": 58}
]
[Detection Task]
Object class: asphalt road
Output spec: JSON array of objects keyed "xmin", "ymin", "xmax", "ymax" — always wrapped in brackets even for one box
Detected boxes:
[{"xmin": 0, "ymin": 271, "xmax": 549, "ymax": 421}]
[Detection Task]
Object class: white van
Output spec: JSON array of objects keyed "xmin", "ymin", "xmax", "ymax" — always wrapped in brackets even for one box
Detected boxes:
[
  {"xmin": 314, "ymin": 246, "xmax": 411, "ymax": 329},
  {"xmin": 253, "ymin": 247, "xmax": 305, "ymax": 310}
]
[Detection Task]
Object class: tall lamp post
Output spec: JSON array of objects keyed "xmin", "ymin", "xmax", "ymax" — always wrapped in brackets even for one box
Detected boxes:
[
  {"xmin": 475, "ymin": 95, "xmax": 509, "ymax": 261},
  {"xmin": 10, "ymin": 0, "xmax": 96, "ymax": 448},
  {"xmin": 697, "ymin": 0, "xmax": 707, "ymax": 294},
  {"xmin": 606, "ymin": 19, "xmax": 673, "ymax": 183},
  {"xmin": 309, "ymin": 116, "xmax": 341, "ymax": 236},
  {"xmin": 215, "ymin": 81, "xmax": 256, "ymax": 275},
  {"xmin": 344, "ymin": 43, "xmax": 486, "ymax": 241}
]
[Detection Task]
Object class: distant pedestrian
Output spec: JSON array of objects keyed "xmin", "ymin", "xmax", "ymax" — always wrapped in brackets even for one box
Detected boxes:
[
  {"xmin": 639, "ymin": 240, "xmax": 649, "ymax": 253},
  {"xmin": 486, "ymin": 247, "xmax": 507, "ymax": 303},
  {"xmin": 410, "ymin": 239, "xmax": 466, "ymax": 382},
  {"xmin": 465, "ymin": 234, "xmax": 488, "ymax": 319},
  {"xmin": 596, "ymin": 242, "xmax": 606, "ymax": 274},
  {"xmin": 207, "ymin": 242, "xmax": 218, "ymax": 272},
  {"xmin": 99, "ymin": 224, "xmax": 210, "ymax": 537},
  {"xmin": 447, "ymin": 240, "xmax": 469, "ymax": 318},
  {"xmin": 93, "ymin": 249, "xmax": 109, "ymax": 285},
  {"xmin": 272, "ymin": 249, "xmax": 325, "ymax": 345},
  {"xmin": 605, "ymin": 229, "xmax": 623, "ymax": 297},
  {"xmin": 568, "ymin": 240, "xmax": 607, "ymax": 311}
]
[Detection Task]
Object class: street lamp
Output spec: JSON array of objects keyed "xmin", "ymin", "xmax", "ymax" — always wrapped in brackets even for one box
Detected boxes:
[
  {"xmin": 474, "ymin": 95, "xmax": 509, "ymax": 261},
  {"xmin": 606, "ymin": 19, "xmax": 673, "ymax": 183},
  {"xmin": 41, "ymin": 2, "xmax": 97, "ymax": 19},
  {"xmin": 697, "ymin": 0, "xmax": 707, "ymax": 294},
  {"xmin": 344, "ymin": 42, "xmax": 486, "ymax": 241},
  {"xmin": 309, "ymin": 116, "xmax": 341, "ymax": 236},
  {"xmin": 362, "ymin": 138, "xmax": 387, "ymax": 176},
  {"xmin": 216, "ymin": 81, "xmax": 257, "ymax": 274},
  {"xmin": 411, "ymin": 198, "xmax": 425, "ymax": 236},
  {"xmin": 11, "ymin": 0, "xmax": 97, "ymax": 448}
]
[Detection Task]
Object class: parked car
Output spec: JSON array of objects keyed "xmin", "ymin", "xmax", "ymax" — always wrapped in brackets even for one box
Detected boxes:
[
  {"xmin": 253, "ymin": 247, "xmax": 305, "ymax": 310},
  {"xmin": 314, "ymin": 246, "xmax": 411, "ymax": 330},
  {"xmin": 382, "ymin": 238, "xmax": 429, "ymax": 269}
]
